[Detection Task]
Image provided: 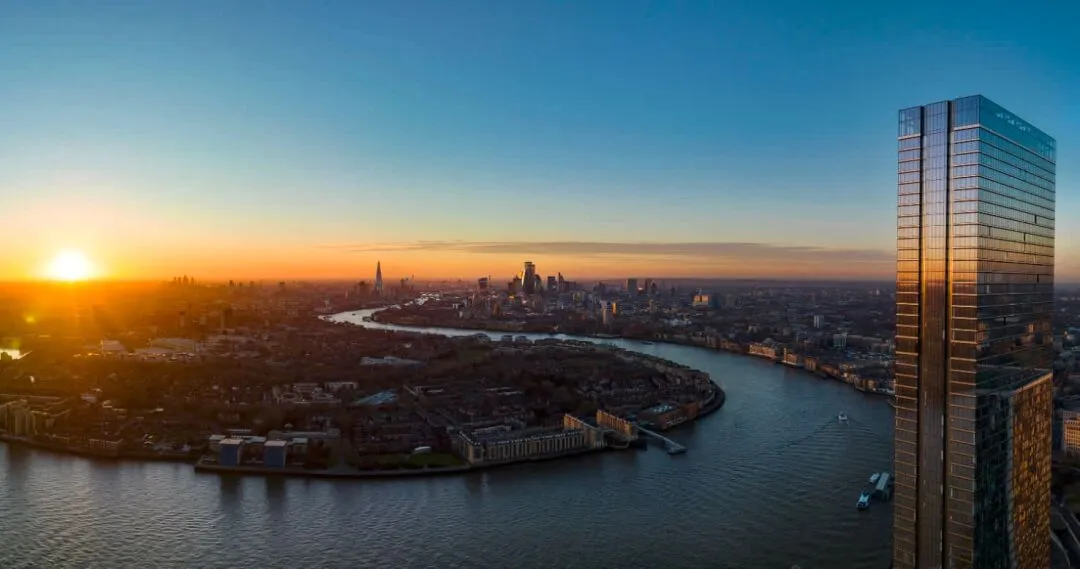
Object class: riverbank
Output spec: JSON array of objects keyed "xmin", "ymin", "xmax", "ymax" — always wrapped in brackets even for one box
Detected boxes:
[
  {"xmin": 364, "ymin": 308, "xmax": 890, "ymax": 401},
  {"xmin": 697, "ymin": 381, "xmax": 726, "ymax": 419},
  {"xmin": 0, "ymin": 434, "xmax": 198, "ymax": 463},
  {"xmin": 194, "ymin": 458, "xmax": 472, "ymax": 479},
  {"xmin": 191, "ymin": 446, "xmax": 615, "ymax": 480},
  {"xmin": 1, "ymin": 379, "xmax": 725, "ymax": 482},
  {"xmin": 0, "ymin": 433, "xmax": 614, "ymax": 481}
]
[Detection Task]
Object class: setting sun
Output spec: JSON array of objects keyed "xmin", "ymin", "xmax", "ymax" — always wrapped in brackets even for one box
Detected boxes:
[{"xmin": 45, "ymin": 250, "xmax": 94, "ymax": 282}]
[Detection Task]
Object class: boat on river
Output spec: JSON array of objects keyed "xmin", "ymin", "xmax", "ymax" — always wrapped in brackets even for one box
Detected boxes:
[
  {"xmin": 869, "ymin": 472, "xmax": 881, "ymax": 484},
  {"xmin": 856, "ymin": 492, "xmax": 871, "ymax": 510},
  {"xmin": 838, "ymin": 412, "xmax": 849, "ymax": 422}
]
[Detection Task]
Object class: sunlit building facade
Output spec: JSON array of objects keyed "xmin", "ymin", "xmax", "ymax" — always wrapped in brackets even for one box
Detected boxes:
[
  {"xmin": 893, "ymin": 96, "xmax": 1056, "ymax": 569},
  {"xmin": 522, "ymin": 261, "xmax": 537, "ymax": 295},
  {"xmin": 1062, "ymin": 410, "xmax": 1080, "ymax": 457},
  {"xmin": 453, "ymin": 417, "xmax": 604, "ymax": 466}
]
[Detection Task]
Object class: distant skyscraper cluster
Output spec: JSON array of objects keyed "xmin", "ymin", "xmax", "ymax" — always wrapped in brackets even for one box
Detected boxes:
[
  {"xmin": 892, "ymin": 95, "xmax": 1055, "ymax": 569},
  {"xmin": 467, "ymin": 262, "xmax": 661, "ymax": 302},
  {"xmin": 489, "ymin": 262, "xmax": 576, "ymax": 296},
  {"xmin": 352, "ymin": 261, "xmax": 413, "ymax": 300}
]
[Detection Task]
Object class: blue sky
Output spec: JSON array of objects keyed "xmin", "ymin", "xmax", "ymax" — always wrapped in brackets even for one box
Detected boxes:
[{"xmin": 0, "ymin": 0, "xmax": 1076, "ymax": 279}]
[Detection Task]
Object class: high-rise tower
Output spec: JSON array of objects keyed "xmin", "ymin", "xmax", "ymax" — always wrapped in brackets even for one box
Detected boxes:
[
  {"xmin": 374, "ymin": 261, "xmax": 384, "ymax": 297},
  {"xmin": 893, "ymin": 96, "xmax": 1056, "ymax": 569},
  {"xmin": 522, "ymin": 261, "xmax": 536, "ymax": 295}
]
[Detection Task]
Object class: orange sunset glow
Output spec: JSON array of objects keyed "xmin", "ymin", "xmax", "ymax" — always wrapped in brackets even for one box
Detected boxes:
[
  {"xmin": 2, "ymin": 4, "xmax": 1079, "ymax": 569},
  {"xmin": 43, "ymin": 250, "xmax": 95, "ymax": 282},
  {"xmin": 2, "ymin": 241, "xmax": 905, "ymax": 283}
]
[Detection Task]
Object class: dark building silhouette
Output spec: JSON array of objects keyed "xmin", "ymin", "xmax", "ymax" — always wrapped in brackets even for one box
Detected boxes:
[
  {"xmin": 374, "ymin": 261, "xmax": 384, "ymax": 297},
  {"xmin": 522, "ymin": 261, "xmax": 536, "ymax": 294}
]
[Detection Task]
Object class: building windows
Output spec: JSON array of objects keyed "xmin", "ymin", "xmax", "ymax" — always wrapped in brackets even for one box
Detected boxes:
[
  {"xmin": 895, "ymin": 96, "xmax": 1055, "ymax": 569},
  {"xmin": 899, "ymin": 107, "xmax": 923, "ymax": 137}
]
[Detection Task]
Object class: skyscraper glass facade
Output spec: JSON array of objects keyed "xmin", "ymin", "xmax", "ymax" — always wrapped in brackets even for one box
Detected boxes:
[
  {"xmin": 522, "ymin": 262, "xmax": 537, "ymax": 294},
  {"xmin": 893, "ymin": 95, "xmax": 1055, "ymax": 569}
]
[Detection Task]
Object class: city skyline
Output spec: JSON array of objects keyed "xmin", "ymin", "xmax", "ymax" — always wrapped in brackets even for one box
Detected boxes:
[
  {"xmin": 5, "ymin": 4, "xmax": 1080, "ymax": 569},
  {"xmin": 2, "ymin": 1, "xmax": 1078, "ymax": 282}
]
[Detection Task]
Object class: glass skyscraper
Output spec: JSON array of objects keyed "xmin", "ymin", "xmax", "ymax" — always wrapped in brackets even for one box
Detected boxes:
[{"xmin": 893, "ymin": 96, "xmax": 1056, "ymax": 569}]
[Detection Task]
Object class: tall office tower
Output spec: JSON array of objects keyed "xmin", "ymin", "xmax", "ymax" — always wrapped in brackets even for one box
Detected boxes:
[
  {"xmin": 642, "ymin": 278, "xmax": 653, "ymax": 297},
  {"xmin": 522, "ymin": 261, "xmax": 536, "ymax": 294},
  {"xmin": 547, "ymin": 275, "xmax": 558, "ymax": 294},
  {"xmin": 626, "ymin": 278, "xmax": 638, "ymax": 295},
  {"xmin": 893, "ymin": 96, "xmax": 1056, "ymax": 569},
  {"xmin": 374, "ymin": 261, "xmax": 384, "ymax": 296}
]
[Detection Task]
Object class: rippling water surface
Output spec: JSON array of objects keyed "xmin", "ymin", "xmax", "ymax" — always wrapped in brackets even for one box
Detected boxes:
[{"xmin": 0, "ymin": 311, "xmax": 893, "ymax": 568}]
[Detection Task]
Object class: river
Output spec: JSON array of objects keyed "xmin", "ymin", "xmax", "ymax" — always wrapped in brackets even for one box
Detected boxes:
[{"xmin": 0, "ymin": 309, "xmax": 893, "ymax": 569}]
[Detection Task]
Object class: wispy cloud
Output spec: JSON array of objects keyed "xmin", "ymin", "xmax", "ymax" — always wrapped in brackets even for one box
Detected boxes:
[{"xmin": 319, "ymin": 241, "xmax": 893, "ymax": 265}]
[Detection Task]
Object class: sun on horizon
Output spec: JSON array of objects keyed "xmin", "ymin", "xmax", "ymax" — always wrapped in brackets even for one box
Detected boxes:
[{"xmin": 45, "ymin": 250, "xmax": 95, "ymax": 282}]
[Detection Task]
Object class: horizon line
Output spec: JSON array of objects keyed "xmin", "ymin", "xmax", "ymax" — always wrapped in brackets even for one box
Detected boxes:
[{"xmin": 6, "ymin": 276, "xmax": 1080, "ymax": 286}]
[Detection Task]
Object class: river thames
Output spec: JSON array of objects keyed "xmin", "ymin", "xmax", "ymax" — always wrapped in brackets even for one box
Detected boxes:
[{"xmin": 0, "ymin": 309, "xmax": 894, "ymax": 569}]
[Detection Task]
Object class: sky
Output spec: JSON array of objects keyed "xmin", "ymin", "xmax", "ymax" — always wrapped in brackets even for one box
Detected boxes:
[{"xmin": 0, "ymin": 0, "xmax": 1076, "ymax": 282}]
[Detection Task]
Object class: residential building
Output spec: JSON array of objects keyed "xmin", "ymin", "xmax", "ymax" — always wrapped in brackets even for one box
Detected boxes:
[
  {"xmin": 892, "ymin": 96, "xmax": 1056, "ymax": 569},
  {"xmin": 692, "ymin": 292, "xmax": 718, "ymax": 310},
  {"xmin": 264, "ymin": 440, "xmax": 288, "ymax": 467},
  {"xmin": 748, "ymin": 343, "xmax": 778, "ymax": 361},
  {"xmin": 1063, "ymin": 410, "xmax": 1080, "ymax": 457},
  {"xmin": 782, "ymin": 348, "xmax": 802, "ymax": 367},
  {"xmin": 453, "ymin": 420, "xmax": 598, "ymax": 466},
  {"xmin": 600, "ymin": 300, "xmax": 614, "ymax": 326}
]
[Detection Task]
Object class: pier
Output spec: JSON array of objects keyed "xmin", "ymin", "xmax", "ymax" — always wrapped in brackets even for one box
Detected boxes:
[{"xmin": 634, "ymin": 425, "xmax": 687, "ymax": 454}]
